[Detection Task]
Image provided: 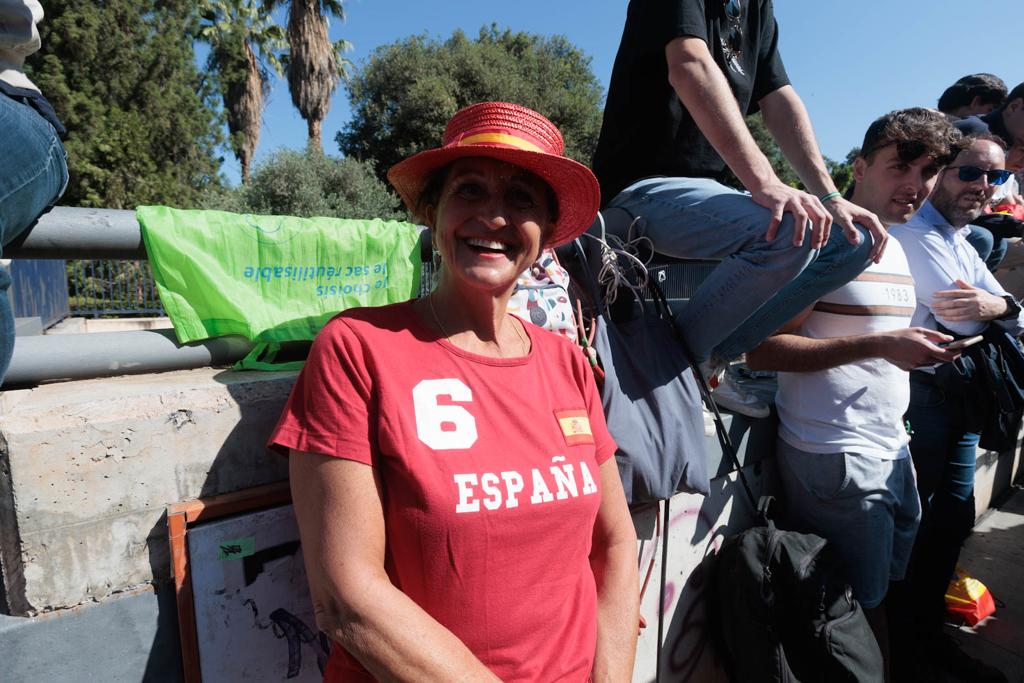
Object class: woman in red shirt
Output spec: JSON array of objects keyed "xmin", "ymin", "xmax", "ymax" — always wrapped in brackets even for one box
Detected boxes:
[{"xmin": 270, "ymin": 102, "xmax": 639, "ymax": 682}]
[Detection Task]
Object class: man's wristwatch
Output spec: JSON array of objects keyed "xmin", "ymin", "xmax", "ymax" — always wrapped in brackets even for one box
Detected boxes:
[{"xmin": 997, "ymin": 294, "xmax": 1022, "ymax": 320}]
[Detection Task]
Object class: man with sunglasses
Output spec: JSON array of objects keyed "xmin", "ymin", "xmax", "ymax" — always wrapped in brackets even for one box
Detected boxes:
[
  {"xmin": 593, "ymin": 0, "xmax": 885, "ymax": 416},
  {"xmin": 950, "ymin": 83, "xmax": 1024, "ymax": 273},
  {"xmin": 887, "ymin": 135, "xmax": 1018, "ymax": 683},
  {"xmin": 745, "ymin": 108, "xmax": 963, "ymax": 678}
]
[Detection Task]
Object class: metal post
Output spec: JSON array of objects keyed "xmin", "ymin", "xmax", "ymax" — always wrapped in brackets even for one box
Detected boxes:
[
  {"xmin": 3, "ymin": 329, "xmax": 258, "ymax": 386},
  {"xmin": 7, "ymin": 207, "xmax": 147, "ymax": 259},
  {"xmin": 6, "ymin": 206, "xmax": 434, "ymax": 261}
]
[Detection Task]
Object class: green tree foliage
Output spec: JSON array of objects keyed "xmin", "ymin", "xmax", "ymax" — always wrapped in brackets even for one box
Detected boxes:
[
  {"xmin": 198, "ymin": 0, "xmax": 286, "ymax": 182},
  {"xmin": 203, "ymin": 147, "xmax": 404, "ymax": 220},
  {"xmin": 337, "ymin": 25, "xmax": 604, "ymax": 181},
  {"xmin": 719, "ymin": 114, "xmax": 800, "ymax": 190},
  {"xmin": 27, "ymin": 0, "xmax": 223, "ymax": 209},
  {"xmin": 721, "ymin": 116, "xmax": 858, "ymax": 197},
  {"xmin": 263, "ymin": 0, "xmax": 353, "ymax": 150},
  {"xmin": 828, "ymin": 148, "xmax": 860, "ymax": 197}
]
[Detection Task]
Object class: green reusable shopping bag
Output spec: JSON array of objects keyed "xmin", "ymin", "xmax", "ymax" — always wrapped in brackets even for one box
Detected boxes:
[{"xmin": 137, "ymin": 206, "xmax": 422, "ymax": 368}]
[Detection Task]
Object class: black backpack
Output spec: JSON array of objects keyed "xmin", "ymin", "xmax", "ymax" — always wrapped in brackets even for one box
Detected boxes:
[
  {"xmin": 711, "ymin": 499, "xmax": 884, "ymax": 682},
  {"xmin": 646, "ymin": 283, "xmax": 884, "ymax": 682}
]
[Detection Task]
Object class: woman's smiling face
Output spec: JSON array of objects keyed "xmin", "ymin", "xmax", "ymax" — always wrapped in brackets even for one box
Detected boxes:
[{"xmin": 426, "ymin": 157, "xmax": 554, "ymax": 296}]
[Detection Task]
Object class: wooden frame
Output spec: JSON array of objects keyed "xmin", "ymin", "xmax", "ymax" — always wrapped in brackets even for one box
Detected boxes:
[{"xmin": 167, "ymin": 481, "xmax": 292, "ymax": 683}]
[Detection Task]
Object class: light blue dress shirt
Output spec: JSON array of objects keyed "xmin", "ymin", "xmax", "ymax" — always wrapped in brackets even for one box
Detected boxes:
[{"xmin": 890, "ymin": 200, "xmax": 1024, "ymax": 341}]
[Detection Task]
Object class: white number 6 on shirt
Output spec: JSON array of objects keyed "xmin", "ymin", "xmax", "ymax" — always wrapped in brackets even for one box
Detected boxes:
[{"xmin": 412, "ymin": 379, "xmax": 478, "ymax": 450}]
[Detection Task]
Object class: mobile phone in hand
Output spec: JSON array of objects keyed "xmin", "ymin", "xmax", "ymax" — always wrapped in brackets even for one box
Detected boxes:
[{"xmin": 940, "ymin": 335, "xmax": 984, "ymax": 351}]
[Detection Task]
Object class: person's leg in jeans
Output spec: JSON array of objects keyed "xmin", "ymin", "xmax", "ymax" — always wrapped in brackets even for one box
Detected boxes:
[
  {"xmin": 987, "ymin": 236, "xmax": 1009, "ymax": 272},
  {"xmin": 608, "ymin": 176, "xmax": 872, "ymax": 363},
  {"xmin": 775, "ymin": 442, "xmax": 919, "ymax": 672},
  {"xmin": 895, "ymin": 375, "xmax": 1007, "ymax": 682},
  {"xmin": 713, "ymin": 221, "xmax": 872, "ymax": 360},
  {"xmin": 965, "ymin": 225, "xmax": 994, "ymax": 264},
  {"xmin": 0, "ymin": 94, "xmax": 69, "ymax": 382},
  {"xmin": 903, "ymin": 377, "xmax": 977, "ymax": 636},
  {"xmin": 964, "ymin": 224, "xmax": 1007, "ymax": 272}
]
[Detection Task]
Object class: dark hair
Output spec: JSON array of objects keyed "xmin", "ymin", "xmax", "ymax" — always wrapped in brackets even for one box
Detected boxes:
[
  {"xmin": 937, "ymin": 73, "xmax": 1008, "ymax": 114},
  {"xmin": 1007, "ymin": 81, "xmax": 1024, "ymax": 106},
  {"xmin": 416, "ymin": 165, "xmax": 454, "ymax": 221},
  {"xmin": 414, "ymin": 162, "xmax": 560, "ymax": 226},
  {"xmin": 859, "ymin": 107, "xmax": 964, "ymax": 166}
]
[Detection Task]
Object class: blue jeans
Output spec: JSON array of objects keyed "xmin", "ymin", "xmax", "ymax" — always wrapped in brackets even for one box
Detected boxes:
[
  {"xmin": 776, "ymin": 441, "xmax": 921, "ymax": 609},
  {"xmin": 608, "ymin": 177, "xmax": 873, "ymax": 362},
  {"xmin": 898, "ymin": 372, "xmax": 978, "ymax": 638},
  {"xmin": 964, "ymin": 224, "xmax": 1007, "ymax": 272},
  {"xmin": 0, "ymin": 92, "xmax": 68, "ymax": 383}
]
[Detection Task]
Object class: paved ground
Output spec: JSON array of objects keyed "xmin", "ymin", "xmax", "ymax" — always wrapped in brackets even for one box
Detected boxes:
[{"xmin": 950, "ymin": 484, "xmax": 1024, "ymax": 682}]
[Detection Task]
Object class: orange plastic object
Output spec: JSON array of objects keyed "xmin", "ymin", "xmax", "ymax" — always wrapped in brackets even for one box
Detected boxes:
[
  {"xmin": 945, "ymin": 566, "xmax": 996, "ymax": 626},
  {"xmin": 990, "ymin": 203, "xmax": 1024, "ymax": 220}
]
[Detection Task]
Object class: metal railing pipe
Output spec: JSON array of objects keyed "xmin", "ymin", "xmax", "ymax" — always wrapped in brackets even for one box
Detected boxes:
[
  {"xmin": 6, "ymin": 207, "xmax": 147, "ymax": 259},
  {"xmin": 4, "ymin": 329, "xmax": 256, "ymax": 386},
  {"xmin": 6, "ymin": 207, "xmax": 436, "ymax": 261}
]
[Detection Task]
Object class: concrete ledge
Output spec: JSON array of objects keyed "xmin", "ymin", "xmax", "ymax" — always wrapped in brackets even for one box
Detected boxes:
[
  {"xmin": 975, "ymin": 438, "xmax": 1023, "ymax": 519},
  {"xmin": 0, "ymin": 367, "xmax": 296, "ymax": 615},
  {"xmin": 13, "ymin": 317, "xmax": 42, "ymax": 337},
  {"xmin": 47, "ymin": 317, "xmax": 173, "ymax": 334}
]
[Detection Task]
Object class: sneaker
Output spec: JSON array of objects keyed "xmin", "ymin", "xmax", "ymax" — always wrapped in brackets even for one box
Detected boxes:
[
  {"xmin": 930, "ymin": 632, "xmax": 1008, "ymax": 683},
  {"xmin": 709, "ymin": 372, "xmax": 770, "ymax": 419}
]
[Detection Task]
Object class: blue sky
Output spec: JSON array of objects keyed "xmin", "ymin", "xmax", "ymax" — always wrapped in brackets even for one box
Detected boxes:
[{"xmin": 226, "ymin": 0, "xmax": 1024, "ymax": 186}]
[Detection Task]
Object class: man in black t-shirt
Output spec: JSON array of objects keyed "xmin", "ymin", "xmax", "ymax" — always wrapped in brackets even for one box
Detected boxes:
[
  {"xmin": 593, "ymin": 0, "xmax": 885, "ymax": 396},
  {"xmin": 937, "ymin": 73, "xmax": 1007, "ymax": 119},
  {"xmin": 954, "ymin": 81, "xmax": 1024, "ymax": 173}
]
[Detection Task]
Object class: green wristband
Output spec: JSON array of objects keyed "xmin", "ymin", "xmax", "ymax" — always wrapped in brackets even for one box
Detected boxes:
[{"xmin": 820, "ymin": 191, "xmax": 842, "ymax": 203}]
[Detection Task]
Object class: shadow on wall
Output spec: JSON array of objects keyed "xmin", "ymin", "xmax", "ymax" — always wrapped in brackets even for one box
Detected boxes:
[
  {"xmin": 660, "ymin": 464, "xmax": 777, "ymax": 682},
  {"xmin": 142, "ymin": 366, "xmax": 299, "ymax": 681}
]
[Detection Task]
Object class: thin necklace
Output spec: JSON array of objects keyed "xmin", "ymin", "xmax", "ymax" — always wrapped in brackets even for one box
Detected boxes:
[{"xmin": 428, "ymin": 293, "xmax": 528, "ymax": 357}]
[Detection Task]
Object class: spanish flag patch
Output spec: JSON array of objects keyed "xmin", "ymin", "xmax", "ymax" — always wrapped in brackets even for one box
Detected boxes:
[{"xmin": 554, "ymin": 409, "xmax": 594, "ymax": 446}]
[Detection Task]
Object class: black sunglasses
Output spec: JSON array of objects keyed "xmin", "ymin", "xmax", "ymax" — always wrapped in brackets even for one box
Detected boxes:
[{"xmin": 945, "ymin": 165, "xmax": 1012, "ymax": 186}]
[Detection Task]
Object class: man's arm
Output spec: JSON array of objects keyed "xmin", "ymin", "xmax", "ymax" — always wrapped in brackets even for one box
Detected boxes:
[
  {"xmin": 746, "ymin": 326, "xmax": 958, "ymax": 372},
  {"xmin": 932, "ymin": 278, "xmax": 1024, "ymax": 336},
  {"xmin": 893, "ymin": 229, "xmax": 1020, "ymax": 335},
  {"xmin": 745, "ymin": 304, "xmax": 958, "ymax": 372},
  {"xmin": 664, "ymin": 37, "xmax": 829, "ymax": 248},
  {"xmin": 759, "ymin": 86, "xmax": 887, "ymax": 262}
]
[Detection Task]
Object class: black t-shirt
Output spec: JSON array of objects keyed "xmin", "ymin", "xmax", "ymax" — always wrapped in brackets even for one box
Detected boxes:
[{"xmin": 592, "ymin": 0, "xmax": 790, "ymax": 203}]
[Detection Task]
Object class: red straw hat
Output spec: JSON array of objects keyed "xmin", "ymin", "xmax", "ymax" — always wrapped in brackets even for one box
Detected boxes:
[{"xmin": 387, "ymin": 101, "xmax": 600, "ymax": 247}]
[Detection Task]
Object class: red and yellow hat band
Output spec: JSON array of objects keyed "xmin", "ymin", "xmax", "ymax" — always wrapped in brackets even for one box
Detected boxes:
[{"xmin": 451, "ymin": 131, "xmax": 546, "ymax": 153}]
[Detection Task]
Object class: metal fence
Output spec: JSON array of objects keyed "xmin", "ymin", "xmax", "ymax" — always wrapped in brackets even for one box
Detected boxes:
[
  {"xmin": 66, "ymin": 259, "xmax": 165, "ymax": 318},
  {"xmin": 60, "ymin": 258, "xmax": 714, "ymax": 320},
  {"xmin": 9, "ymin": 259, "xmax": 71, "ymax": 327}
]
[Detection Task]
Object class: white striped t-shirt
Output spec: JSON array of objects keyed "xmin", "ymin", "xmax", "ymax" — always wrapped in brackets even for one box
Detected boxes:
[{"xmin": 776, "ymin": 239, "xmax": 915, "ymax": 459}]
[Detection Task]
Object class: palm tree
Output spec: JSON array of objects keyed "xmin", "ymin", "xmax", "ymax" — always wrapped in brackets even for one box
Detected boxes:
[
  {"xmin": 265, "ymin": 0, "xmax": 352, "ymax": 150},
  {"xmin": 198, "ymin": 0, "xmax": 285, "ymax": 182}
]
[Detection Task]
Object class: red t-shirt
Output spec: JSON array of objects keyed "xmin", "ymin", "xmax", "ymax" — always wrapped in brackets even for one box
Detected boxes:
[{"xmin": 269, "ymin": 301, "xmax": 616, "ymax": 682}]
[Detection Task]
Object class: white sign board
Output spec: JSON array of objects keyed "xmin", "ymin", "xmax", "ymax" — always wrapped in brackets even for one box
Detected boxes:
[{"xmin": 188, "ymin": 504, "xmax": 327, "ymax": 681}]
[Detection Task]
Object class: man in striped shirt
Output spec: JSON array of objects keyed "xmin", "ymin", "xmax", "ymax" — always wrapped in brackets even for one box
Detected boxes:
[{"xmin": 746, "ymin": 108, "xmax": 962, "ymax": 675}]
